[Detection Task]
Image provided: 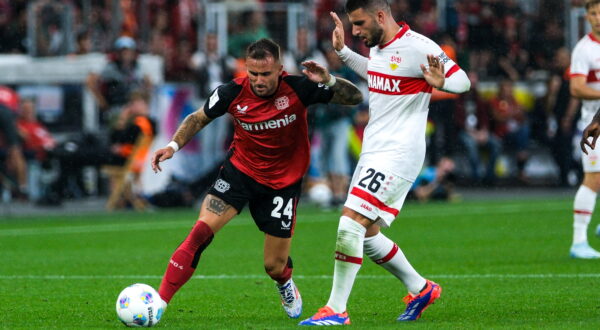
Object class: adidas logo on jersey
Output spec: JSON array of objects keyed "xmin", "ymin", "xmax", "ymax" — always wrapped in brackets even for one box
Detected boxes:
[{"xmin": 235, "ymin": 114, "xmax": 297, "ymax": 131}]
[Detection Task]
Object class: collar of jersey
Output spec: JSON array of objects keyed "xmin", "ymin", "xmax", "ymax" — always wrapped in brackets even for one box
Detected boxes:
[
  {"xmin": 379, "ymin": 22, "xmax": 410, "ymax": 49},
  {"xmin": 589, "ymin": 32, "xmax": 600, "ymax": 45}
]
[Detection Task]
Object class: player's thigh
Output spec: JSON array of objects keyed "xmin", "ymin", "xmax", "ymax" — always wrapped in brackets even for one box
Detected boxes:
[
  {"xmin": 263, "ymin": 234, "xmax": 292, "ymax": 268},
  {"xmin": 345, "ymin": 164, "xmax": 411, "ymax": 228},
  {"xmin": 249, "ymin": 181, "xmax": 302, "ymax": 239},
  {"xmin": 198, "ymin": 194, "xmax": 239, "ymax": 234},
  {"xmin": 202, "ymin": 159, "xmax": 253, "ymax": 233}
]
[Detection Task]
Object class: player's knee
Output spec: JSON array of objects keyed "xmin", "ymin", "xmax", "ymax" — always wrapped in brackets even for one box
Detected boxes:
[{"xmin": 335, "ymin": 216, "xmax": 367, "ymax": 251}]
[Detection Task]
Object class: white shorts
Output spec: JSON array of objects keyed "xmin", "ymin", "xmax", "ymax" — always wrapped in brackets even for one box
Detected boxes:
[
  {"xmin": 582, "ymin": 144, "xmax": 600, "ymax": 172},
  {"xmin": 344, "ymin": 164, "xmax": 412, "ymax": 228}
]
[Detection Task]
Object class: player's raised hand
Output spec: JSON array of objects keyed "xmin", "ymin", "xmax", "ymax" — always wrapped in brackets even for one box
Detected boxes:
[
  {"xmin": 151, "ymin": 147, "xmax": 175, "ymax": 173},
  {"xmin": 302, "ymin": 60, "xmax": 331, "ymax": 84},
  {"xmin": 421, "ymin": 54, "xmax": 445, "ymax": 89},
  {"xmin": 330, "ymin": 12, "xmax": 345, "ymax": 51},
  {"xmin": 581, "ymin": 120, "xmax": 600, "ymax": 154}
]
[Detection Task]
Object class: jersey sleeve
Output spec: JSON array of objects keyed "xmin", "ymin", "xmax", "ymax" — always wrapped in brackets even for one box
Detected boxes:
[
  {"xmin": 418, "ymin": 40, "xmax": 459, "ymax": 78},
  {"xmin": 284, "ymin": 75, "xmax": 335, "ymax": 106},
  {"xmin": 570, "ymin": 42, "xmax": 589, "ymax": 77},
  {"xmin": 203, "ymin": 80, "xmax": 242, "ymax": 118}
]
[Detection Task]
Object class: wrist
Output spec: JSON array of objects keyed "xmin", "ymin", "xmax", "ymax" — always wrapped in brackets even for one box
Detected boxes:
[
  {"xmin": 325, "ymin": 75, "xmax": 337, "ymax": 87},
  {"xmin": 440, "ymin": 77, "xmax": 448, "ymax": 90},
  {"xmin": 166, "ymin": 141, "xmax": 179, "ymax": 152}
]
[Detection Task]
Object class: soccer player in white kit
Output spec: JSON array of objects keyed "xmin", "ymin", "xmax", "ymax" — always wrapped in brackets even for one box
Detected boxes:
[
  {"xmin": 300, "ymin": 0, "xmax": 471, "ymax": 325},
  {"xmin": 569, "ymin": 0, "xmax": 600, "ymax": 259}
]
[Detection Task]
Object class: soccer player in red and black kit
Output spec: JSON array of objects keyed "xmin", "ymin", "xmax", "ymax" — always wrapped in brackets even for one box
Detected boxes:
[{"xmin": 150, "ymin": 38, "xmax": 363, "ymax": 321}]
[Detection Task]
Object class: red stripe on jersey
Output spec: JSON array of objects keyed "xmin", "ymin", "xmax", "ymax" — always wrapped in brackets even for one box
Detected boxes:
[
  {"xmin": 335, "ymin": 251, "xmax": 363, "ymax": 265},
  {"xmin": 574, "ymin": 209, "xmax": 593, "ymax": 215},
  {"xmin": 375, "ymin": 243, "xmax": 399, "ymax": 264},
  {"xmin": 445, "ymin": 64, "xmax": 460, "ymax": 78},
  {"xmin": 379, "ymin": 22, "xmax": 410, "ymax": 49},
  {"xmin": 587, "ymin": 69, "xmax": 600, "ymax": 83},
  {"xmin": 350, "ymin": 187, "xmax": 400, "ymax": 216},
  {"xmin": 367, "ymin": 71, "xmax": 432, "ymax": 95},
  {"xmin": 589, "ymin": 33, "xmax": 600, "ymax": 45}
]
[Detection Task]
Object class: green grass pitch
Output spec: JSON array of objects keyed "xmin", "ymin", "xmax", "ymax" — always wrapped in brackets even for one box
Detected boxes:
[{"xmin": 1, "ymin": 197, "xmax": 600, "ymax": 328}]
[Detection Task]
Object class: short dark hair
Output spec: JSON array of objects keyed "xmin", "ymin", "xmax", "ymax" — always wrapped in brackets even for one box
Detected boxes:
[
  {"xmin": 246, "ymin": 38, "xmax": 280, "ymax": 62},
  {"xmin": 585, "ymin": 0, "xmax": 600, "ymax": 10},
  {"xmin": 345, "ymin": 0, "xmax": 391, "ymax": 14}
]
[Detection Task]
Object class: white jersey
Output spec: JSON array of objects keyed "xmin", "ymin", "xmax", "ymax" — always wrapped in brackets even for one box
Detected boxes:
[
  {"xmin": 361, "ymin": 24, "xmax": 460, "ymax": 182},
  {"xmin": 570, "ymin": 33, "xmax": 600, "ymax": 125}
]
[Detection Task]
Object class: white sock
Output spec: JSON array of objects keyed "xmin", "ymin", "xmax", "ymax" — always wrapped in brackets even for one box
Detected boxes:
[
  {"xmin": 364, "ymin": 232, "xmax": 426, "ymax": 295},
  {"xmin": 326, "ymin": 216, "xmax": 366, "ymax": 313},
  {"xmin": 573, "ymin": 185, "xmax": 596, "ymax": 245}
]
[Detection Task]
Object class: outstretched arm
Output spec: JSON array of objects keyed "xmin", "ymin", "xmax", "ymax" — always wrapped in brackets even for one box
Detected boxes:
[
  {"xmin": 331, "ymin": 12, "xmax": 369, "ymax": 80},
  {"xmin": 301, "ymin": 60, "xmax": 363, "ymax": 105},
  {"xmin": 581, "ymin": 108, "xmax": 600, "ymax": 154},
  {"xmin": 421, "ymin": 54, "xmax": 470, "ymax": 94},
  {"xmin": 151, "ymin": 107, "xmax": 213, "ymax": 172}
]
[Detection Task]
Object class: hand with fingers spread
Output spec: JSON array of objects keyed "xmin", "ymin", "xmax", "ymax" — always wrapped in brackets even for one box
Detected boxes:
[
  {"xmin": 581, "ymin": 114, "xmax": 600, "ymax": 154},
  {"xmin": 151, "ymin": 147, "xmax": 175, "ymax": 173},
  {"xmin": 420, "ymin": 54, "xmax": 445, "ymax": 89},
  {"xmin": 330, "ymin": 12, "xmax": 345, "ymax": 51},
  {"xmin": 301, "ymin": 60, "xmax": 332, "ymax": 84}
]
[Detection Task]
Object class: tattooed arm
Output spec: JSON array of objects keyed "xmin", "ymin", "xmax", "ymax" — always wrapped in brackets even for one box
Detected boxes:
[
  {"xmin": 301, "ymin": 60, "xmax": 363, "ymax": 106},
  {"xmin": 151, "ymin": 107, "xmax": 213, "ymax": 172},
  {"xmin": 329, "ymin": 76, "xmax": 363, "ymax": 105}
]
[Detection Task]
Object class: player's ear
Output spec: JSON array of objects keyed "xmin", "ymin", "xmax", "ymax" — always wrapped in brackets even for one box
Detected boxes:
[{"xmin": 376, "ymin": 10, "xmax": 385, "ymax": 25}]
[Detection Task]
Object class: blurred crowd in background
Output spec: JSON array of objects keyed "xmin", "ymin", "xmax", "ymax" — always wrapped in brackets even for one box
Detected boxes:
[{"xmin": 0, "ymin": 0, "xmax": 592, "ymax": 208}]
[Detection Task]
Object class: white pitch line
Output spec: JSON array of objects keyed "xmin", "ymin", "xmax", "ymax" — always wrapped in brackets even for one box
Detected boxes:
[
  {"xmin": 1, "ymin": 273, "xmax": 599, "ymax": 280},
  {"xmin": 0, "ymin": 201, "xmax": 569, "ymax": 237}
]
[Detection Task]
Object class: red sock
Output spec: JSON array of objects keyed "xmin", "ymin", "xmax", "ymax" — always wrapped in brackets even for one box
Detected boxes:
[
  {"xmin": 159, "ymin": 221, "xmax": 214, "ymax": 303},
  {"xmin": 270, "ymin": 257, "xmax": 293, "ymax": 285}
]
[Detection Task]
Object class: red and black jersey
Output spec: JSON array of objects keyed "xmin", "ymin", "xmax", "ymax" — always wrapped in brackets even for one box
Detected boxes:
[{"xmin": 204, "ymin": 72, "xmax": 334, "ymax": 189}]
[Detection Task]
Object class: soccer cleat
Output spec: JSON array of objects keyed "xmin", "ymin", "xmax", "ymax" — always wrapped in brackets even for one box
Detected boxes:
[
  {"xmin": 159, "ymin": 297, "xmax": 168, "ymax": 311},
  {"xmin": 299, "ymin": 306, "xmax": 350, "ymax": 326},
  {"xmin": 277, "ymin": 278, "xmax": 303, "ymax": 318},
  {"xmin": 569, "ymin": 242, "xmax": 600, "ymax": 259},
  {"xmin": 397, "ymin": 280, "xmax": 441, "ymax": 321}
]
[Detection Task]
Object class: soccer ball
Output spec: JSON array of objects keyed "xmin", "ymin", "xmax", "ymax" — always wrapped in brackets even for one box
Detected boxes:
[
  {"xmin": 308, "ymin": 182, "xmax": 333, "ymax": 207},
  {"xmin": 116, "ymin": 283, "xmax": 163, "ymax": 327}
]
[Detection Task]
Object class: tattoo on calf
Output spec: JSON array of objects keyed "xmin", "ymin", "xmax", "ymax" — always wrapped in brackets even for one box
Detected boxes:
[{"xmin": 207, "ymin": 197, "xmax": 230, "ymax": 215}]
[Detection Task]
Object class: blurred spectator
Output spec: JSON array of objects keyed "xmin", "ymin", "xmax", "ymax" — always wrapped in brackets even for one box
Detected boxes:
[
  {"xmin": 427, "ymin": 33, "xmax": 461, "ymax": 164},
  {"xmin": 409, "ymin": 157, "xmax": 457, "ymax": 202},
  {"xmin": 46, "ymin": 91, "xmax": 156, "ymax": 202},
  {"xmin": 545, "ymin": 47, "xmax": 581, "ymax": 186},
  {"xmin": 86, "ymin": 36, "xmax": 152, "ymax": 123},
  {"xmin": 16, "ymin": 97, "xmax": 56, "ymax": 162},
  {"xmin": 311, "ymin": 47, "xmax": 359, "ymax": 206},
  {"xmin": 285, "ymin": 27, "xmax": 327, "ymax": 74},
  {"xmin": 0, "ymin": 1, "xmax": 27, "ymax": 54},
  {"xmin": 0, "ymin": 86, "xmax": 27, "ymax": 198},
  {"xmin": 456, "ymin": 74, "xmax": 501, "ymax": 184},
  {"xmin": 33, "ymin": 0, "xmax": 74, "ymax": 56},
  {"xmin": 191, "ymin": 32, "xmax": 236, "ymax": 98},
  {"xmin": 167, "ymin": 38, "xmax": 196, "ymax": 82},
  {"xmin": 73, "ymin": 29, "xmax": 92, "ymax": 55},
  {"xmin": 16, "ymin": 97, "xmax": 56, "ymax": 201},
  {"xmin": 228, "ymin": 10, "xmax": 269, "ymax": 58},
  {"xmin": 489, "ymin": 79, "xmax": 530, "ymax": 181}
]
